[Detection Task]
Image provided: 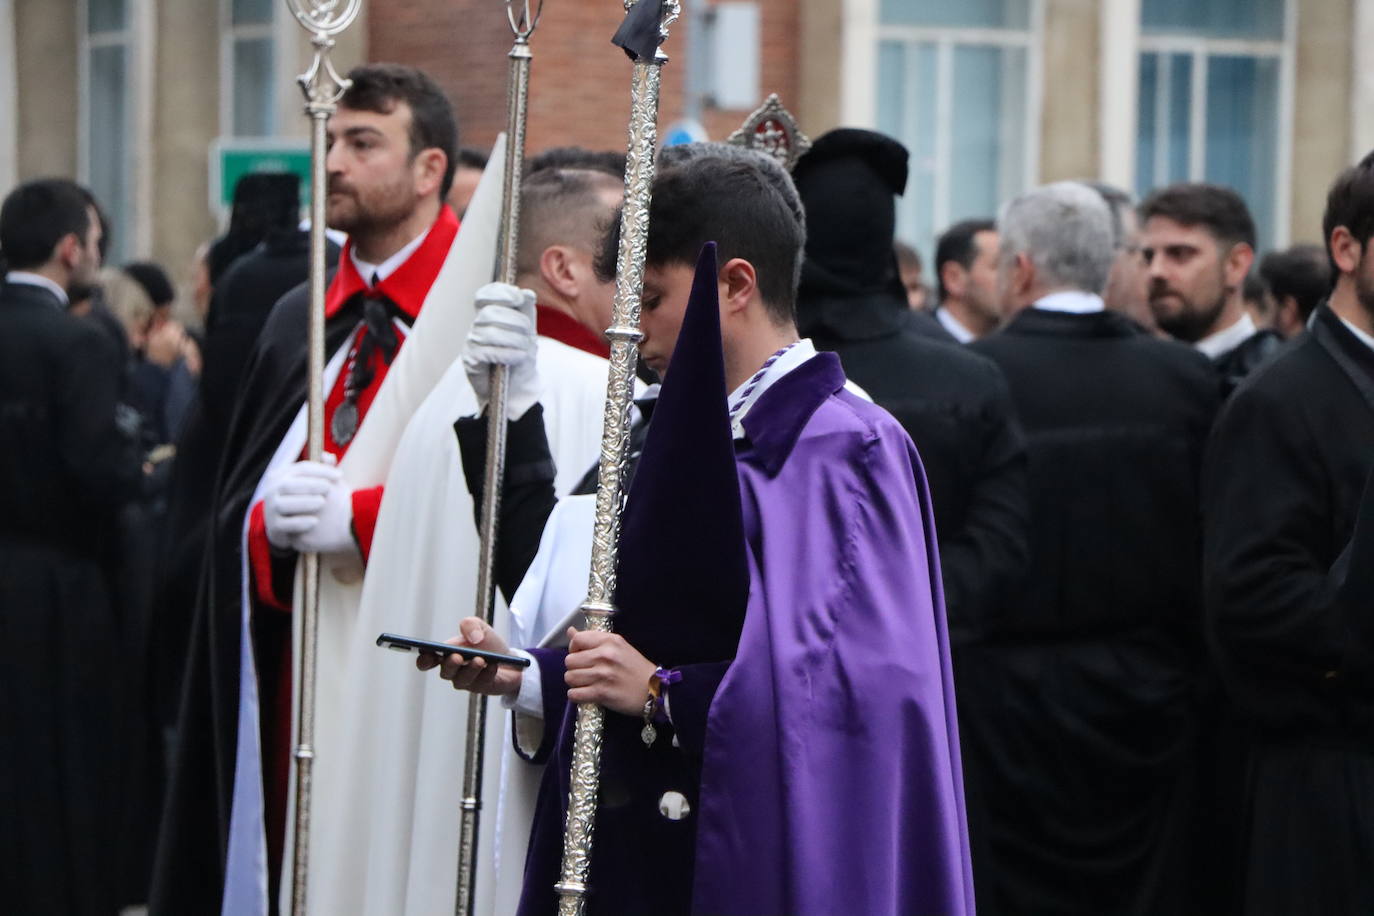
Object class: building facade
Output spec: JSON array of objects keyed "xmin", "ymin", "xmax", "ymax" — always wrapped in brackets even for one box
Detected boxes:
[{"xmin": 2, "ymin": 0, "xmax": 1372, "ymax": 298}]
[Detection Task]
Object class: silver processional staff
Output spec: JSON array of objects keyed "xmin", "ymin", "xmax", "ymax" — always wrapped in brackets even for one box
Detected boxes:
[{"xmin": 283, "ymin": 2, "xmax": 361, "ymax": 914}]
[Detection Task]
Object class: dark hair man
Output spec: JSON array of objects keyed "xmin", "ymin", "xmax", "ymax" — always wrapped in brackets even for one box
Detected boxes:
[
  {"xmin": 427, "ymin": 152, "xmax": 974, "ymax": 916},
  {"xmin": 1141, "ymin": 182, "xmax": 1282, "ymax": 391},
  {"xmin": 969, "ymin": 181, "xmax": 1220, "ymax": 914},
  {"xmin": 152, "ymin": 63, "xmax": 467, "ymax": 915},
  {"xmin": 1202, "ymin": 154, "xmax": 1374, "ymax": 916},
  {"xmin": 1259, "ymin": 244, "xmax": 1330, "ymax": 339},
  {"xmin": 0, "ymin": 179, "xmax": 142, "ymax": 914},
  {"xmin": 934, "ymin": 218, "xmax": 1001, "ymax": 341}
]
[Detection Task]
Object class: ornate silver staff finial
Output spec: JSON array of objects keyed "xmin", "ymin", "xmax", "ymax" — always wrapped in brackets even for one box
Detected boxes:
[
  {"xmin": 726, "ymin": 93, "xmax": 812, "ymax": 172},
  {"xmin": 283, "ymin": 1, "xmax": 361, "ymax": 914},
  {"xmin": 507, "ymin": 0, "xmax": 545, "ymax": 38},
  {"xmin": 289, "ymin": 0, "xmax": 362, "ymax": 112}
]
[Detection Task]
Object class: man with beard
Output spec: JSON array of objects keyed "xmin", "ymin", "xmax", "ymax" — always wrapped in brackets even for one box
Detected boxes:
[
  {"xmin": 1141, "ymin": 183, "xmax": 1282, "ymax": 393},
  {"xmin": 1203, "ymin": 154, "xmax": 1374, "ymax": 915},
  {"xmin": 152, "ymin": 64, "xmax": 472, "ymax": 916},
  {"xmin": 969, "ymin": 182, "xmax": 1219, "ymax": 915},
  {"xmin": 934, "ymin": 218, "xmax": 1002, "ymax": 342},
  {"xmin": 0, "ymin": 179, "xmax": 142, "ymax": 914}
]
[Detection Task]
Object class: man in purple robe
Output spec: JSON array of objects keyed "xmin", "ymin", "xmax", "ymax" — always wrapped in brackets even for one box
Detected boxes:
[{"xmin": 422, "ymin": 155, "xmax": 973, "ymax": 915}]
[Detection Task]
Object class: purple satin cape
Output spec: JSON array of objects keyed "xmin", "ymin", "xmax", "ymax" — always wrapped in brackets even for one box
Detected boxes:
[{"xmin": 691, "ymin": 354, "xmax": 976, "ymax": 916}]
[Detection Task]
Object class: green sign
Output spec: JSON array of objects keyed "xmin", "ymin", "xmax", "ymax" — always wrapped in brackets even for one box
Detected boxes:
[{"xmin": 212, "ymin": 139, "xmax": 311, "ymax": 212}]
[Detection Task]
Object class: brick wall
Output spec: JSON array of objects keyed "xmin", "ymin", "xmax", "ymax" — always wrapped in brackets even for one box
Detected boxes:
[{"xmin": 370, "ymin": 1, "xmax": 802, "ymax": 160}]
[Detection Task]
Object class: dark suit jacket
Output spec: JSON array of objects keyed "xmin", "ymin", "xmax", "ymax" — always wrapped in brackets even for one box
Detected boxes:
[{"xmin": 1203, "ymin": 303, "xmax": 1374, "ymax": 915}]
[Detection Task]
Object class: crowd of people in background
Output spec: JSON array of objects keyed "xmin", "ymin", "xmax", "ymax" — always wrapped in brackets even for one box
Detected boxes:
[{"xmin": 2, "ymin": 58, "xmax": 1373, "ymax": 916}]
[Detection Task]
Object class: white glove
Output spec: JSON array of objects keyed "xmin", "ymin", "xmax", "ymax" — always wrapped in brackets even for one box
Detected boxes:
[
  {"xmin": 262, "ymin": 458, "xmax": 358, "ymax": 557},
  {"xmin": 462, "ymin": 283, "xmax": 541, "ymax": 420}
]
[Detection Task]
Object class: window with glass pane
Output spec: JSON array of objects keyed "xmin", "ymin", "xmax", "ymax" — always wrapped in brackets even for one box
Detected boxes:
[
  {"xmin": 233, "ymin": 37, "xmax": 276, "ymax": 137},
  {"xmin": 880, "ymin": 0, "xmax": 1029, "ymax": 30},
  {"xmin": 88, "ymin": 0, "xmax": 127, "ymax": 35},
  {"xmin": 1135, "ymin": 0, "xmax": 1287, "ymax": 251},
  {"xmin": 876, "ymin": 1, "xmax": 1034, "ymax": 263},
  {"xmin": 1142, "ymin": 0, "xmax": 1284, "ymax": 40},
  {"xmin": 88, "ymin": 45, "xmax": 129, "ymax": 263},
  {"xmin": 232, "ymin": 0, "xmax": 274, "ymax": 26}
]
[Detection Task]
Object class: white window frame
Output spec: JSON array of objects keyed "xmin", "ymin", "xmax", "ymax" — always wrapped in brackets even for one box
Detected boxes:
[
  {"xmin": 1137, "ymin": 0, "xmax": 1297, "ymax": 245},
  {"xmin": 78, "ymin": 0, "xmax": 153, "ymax": 259},
  {"xmin": 842, "ymin": 0, "xmax": 1044, "ymax": 241},
  {"xmin": 220, "ymin": 0, "xmax": 280, "ymax": 140}
]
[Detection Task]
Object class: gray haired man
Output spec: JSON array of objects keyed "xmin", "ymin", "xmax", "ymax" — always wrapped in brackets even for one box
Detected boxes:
[{"xmin": 962, "ymin": 182, "xmax": 1221, "ymax": 915}]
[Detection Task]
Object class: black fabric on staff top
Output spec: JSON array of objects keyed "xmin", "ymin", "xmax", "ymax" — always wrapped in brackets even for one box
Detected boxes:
[{"xmin": 612, "ymin": 0, "xmax": 665, "ymax": 62}]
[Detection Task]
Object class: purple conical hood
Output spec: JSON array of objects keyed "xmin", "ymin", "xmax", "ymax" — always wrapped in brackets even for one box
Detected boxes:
[{"xmin": 614, "ymin": 242, "xmax": 749, "ymax": 666}]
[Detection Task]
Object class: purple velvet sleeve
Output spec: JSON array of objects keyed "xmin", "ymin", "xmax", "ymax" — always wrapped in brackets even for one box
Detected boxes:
[
  {"xmin": 512, "ymin": 647, "xmax": 568, "ymax": 764},
  {"xmin": 662, "ymin": 661, "xmax": 731, "ymax": 757}
]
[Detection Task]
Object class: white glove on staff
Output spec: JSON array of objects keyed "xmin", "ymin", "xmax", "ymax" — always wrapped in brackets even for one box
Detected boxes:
[
  {"xmin": 262, "ymin": 457, "xmax": 358, "ymax": 557},
  {"xmin": 463, "ymin": 282, "xmax": 541, "ymax": 420}
]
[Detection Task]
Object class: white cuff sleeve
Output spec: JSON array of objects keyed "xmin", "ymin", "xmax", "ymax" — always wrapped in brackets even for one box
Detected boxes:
[{"xmin": 501, "ymin": 649, "xmax": 544, "ymax": 717}]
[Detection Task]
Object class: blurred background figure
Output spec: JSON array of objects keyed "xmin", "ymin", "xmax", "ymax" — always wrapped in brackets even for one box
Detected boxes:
[
  {"xmin": 1259, "ymin": 243, "xmax": 1330, "ymax": 339},
  {"xmin": 1086, "ymin": 182, "xmax": 1159, "ymax": 335},
  {"xmin": 968, "ymin": 181, "xmax": 1219, "ymax": 916},
  {"xmin": 0, "ymin": 178, "xmax": 143, "ymax": 915},
  {"xmin": 895, "ymin": 238, "xmax": 929, "ymax": 309},
  {"xmin": 448, "ymin": 146, "xmax": 489, "ymax": 217},
  {"xmin": 933, "ymin": 218, "xmax": 1001, "ymax": 342},
  {"xmin": 208, "ymin": 172, "xmax": 303, "ymax": 292}
]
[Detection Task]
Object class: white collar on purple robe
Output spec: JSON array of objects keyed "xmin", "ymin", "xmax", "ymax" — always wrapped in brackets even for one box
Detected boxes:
[{"xmin": 726, "ymin": 339, "xmax": 869, "ymax": 440}]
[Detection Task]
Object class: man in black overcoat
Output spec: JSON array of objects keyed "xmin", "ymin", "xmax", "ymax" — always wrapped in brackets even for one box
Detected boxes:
[
  {"xmin": 969, "ymin": 181, "xmax": 1220, "ymax": 915},
  {"xmin": 1203, "ymin": 154, "xmax": 1374, "ymax": 916},
  {"xmin": 0, "ymin": 179, "xmax": 142, "ymax": 915}
]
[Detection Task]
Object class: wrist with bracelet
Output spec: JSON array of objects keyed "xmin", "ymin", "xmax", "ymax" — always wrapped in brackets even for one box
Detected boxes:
[{"xmin": 640, "ymin": 666, "xmax": 682, "ymax": 747}]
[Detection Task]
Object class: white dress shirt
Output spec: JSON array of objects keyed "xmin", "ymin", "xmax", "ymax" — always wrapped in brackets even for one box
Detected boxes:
[
  {"xmin": 1032, "ymin": 290, "xmax": 1105, "ymax": 314},
  {"xmin": 935, "ymin": 306, "xmax": 977, "ymax": 343},
  {"xmin": 4, "ymin": 271, "xmax": 69, "ymax": 306},
  {"xmin": 1195, "ymin": 312, "xmax": 1258, "ymax": 360},
  {"xmin": 350, "ymin": 228, "xmax": 429, "ymax": 287}
]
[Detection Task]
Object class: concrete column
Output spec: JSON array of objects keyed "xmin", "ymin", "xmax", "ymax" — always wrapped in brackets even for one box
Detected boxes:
[
  {"xmin": 798, "ymin": 0, "xmax": 843, "ymax": 135},
  {"xmin": 838, "ymin": 0, "xmax": 877, "ymax": 128},
  {"xmin": 1098, "ymin": 0, "xmax": 1139, "ymax": 189},
  {"xmin": 151, "ymin": 0, "xmax": 218, "ymax": 292},
  {"xmin": 1351, "ymin": 0, "xmax": 1374, "ymax": 161},
  {"xmin": 0, "ymin": 0, "xmax": 16, "ymax": 191},
  {"xmin": 1039, "ymin": 0, "xmax": 1099, "ymax": 183},
  {"xmin": 1292, "ymin": 0, "xmax": 1353, "ymax": 243},
  {"xmin": 14, "ymin": 0, "xmax": 78, "ymax": 181}
]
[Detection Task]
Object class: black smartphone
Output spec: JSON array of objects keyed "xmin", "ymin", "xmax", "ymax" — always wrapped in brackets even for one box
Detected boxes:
[{"xmin": 376, "ymin": 633, "xmax": 531, "ymax": 669}]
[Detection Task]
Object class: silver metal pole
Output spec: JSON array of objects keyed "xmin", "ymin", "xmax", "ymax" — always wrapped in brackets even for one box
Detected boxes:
[
  {"xmin": 457, "ymin": 3, "xmax": 544, "ymax": 914},
  {"xmin": 555, "ymin": 4, "xmax": 680, "ymax": 913},
  {"xmin": 283, "ymin": 2, "xmax": 361, "ymax": 913}
]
